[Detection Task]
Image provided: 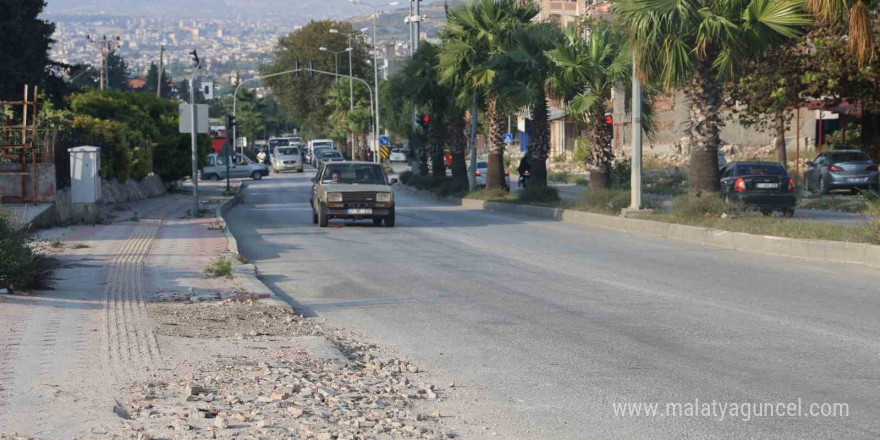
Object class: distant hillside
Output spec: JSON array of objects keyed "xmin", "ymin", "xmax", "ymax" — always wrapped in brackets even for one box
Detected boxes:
[{"xmin": 349, "ymin": 2, "xmax": 447, "ymax": 42}]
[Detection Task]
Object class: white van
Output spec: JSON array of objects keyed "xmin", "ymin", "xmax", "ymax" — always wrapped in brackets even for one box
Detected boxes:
[{"xmin": 308, "ymin": 139, "xmax": 335, "ymax": 165}]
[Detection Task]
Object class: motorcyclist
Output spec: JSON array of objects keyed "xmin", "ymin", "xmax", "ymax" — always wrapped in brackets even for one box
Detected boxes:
[
  {"xmin": 517, "ymin": 155, "xmax": 530, "ymax": 189},
  {"xmin": 257, "ymin": 149, "xmax": 267, "ymax": 164}
]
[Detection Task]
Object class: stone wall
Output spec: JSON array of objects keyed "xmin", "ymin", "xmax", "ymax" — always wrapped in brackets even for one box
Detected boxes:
[{"xmin": 53, "ymin": 175, "xmax": 167, "ymax": 224}]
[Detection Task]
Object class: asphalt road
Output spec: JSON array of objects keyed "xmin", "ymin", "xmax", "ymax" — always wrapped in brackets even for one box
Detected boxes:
[{"xmin": 227, "ymin": 168, "xmax": 880, "ymax": 440}]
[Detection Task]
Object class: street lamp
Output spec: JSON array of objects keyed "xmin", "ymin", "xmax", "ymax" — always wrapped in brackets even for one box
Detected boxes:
[
  {"xmin": 329, "ymin": 27, "xmax": 368, "ymax": 113},
  {"xmin": 349, "ymin": 0, "xmax": 399, "ymax": 163},
  {"xmin": 86, "ymin": 34, "xmax": 122, "ymax": 90},
  {"xmin": 319, "ymin": 46, "xmax": 352, "ymax": 76}
]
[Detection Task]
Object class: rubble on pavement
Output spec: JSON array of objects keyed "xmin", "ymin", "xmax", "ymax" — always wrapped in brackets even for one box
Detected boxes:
[{"xmin": 114, "ymin": 302, "xmax": 458, "ymax": 439}]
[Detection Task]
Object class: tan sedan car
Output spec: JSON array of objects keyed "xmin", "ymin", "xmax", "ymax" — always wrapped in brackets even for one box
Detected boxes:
[{"xmin": 310, "ymin": 161, "xmax": 398, "ymax": 227}]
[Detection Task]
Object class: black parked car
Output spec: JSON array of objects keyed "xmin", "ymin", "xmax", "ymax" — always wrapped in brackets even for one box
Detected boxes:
[
  {"xmin": 804, "ymin": 150, "xmax": 879, "ymax": 194},
  {"xmin": 720, "ymin": 161, "xmax": 796, "ymax": 217}
]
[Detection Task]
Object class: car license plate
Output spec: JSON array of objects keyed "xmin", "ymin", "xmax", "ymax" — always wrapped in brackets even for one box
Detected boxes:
[
  {"xmin": 846, "ymin": 177, "xmax": 867, "ymax": 183},
  {"xmin": 346, "ymin": 208, "xmax": 372, "ymax": 214},
  {"xmin": 756, "ymin": 183, "xmax": 778, "ymax": 189}
]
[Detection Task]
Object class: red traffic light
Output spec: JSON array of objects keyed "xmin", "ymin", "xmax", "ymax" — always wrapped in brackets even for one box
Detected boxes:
[
  {"xmin": 423, "ymin": 115, "xmax": 431, "ymax": 123},
  {"xmin": 604, "ymin": 114, "xmax": 613, "ymax": 125}
]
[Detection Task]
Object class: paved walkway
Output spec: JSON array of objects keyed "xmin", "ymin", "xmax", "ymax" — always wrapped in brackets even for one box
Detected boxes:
[{"xmin": 0, "ymin": 182, "xmax": 237, "ymax": 437}]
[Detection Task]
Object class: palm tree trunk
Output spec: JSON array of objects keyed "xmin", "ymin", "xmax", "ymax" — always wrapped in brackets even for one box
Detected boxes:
[
  {"xmin": 586, "ymin": 108, "xmax": 613, "ymax": 191},
  {"xmin": 861, "ymin": 111, "xmax": 880, "ymax": 161},
  {"xmin": 685, "ymin": 61, "xmax": 724, "ymax": 195},
  {"xmin": 449, "ymin": 112, "xmax": 468, "ymax": 187},
  {"xmin": 360, "ymin": 132, "xmax": 368, "ymax": 160},
  {"xmin": 529, "ymin": 88, "xmax": 551, "ymax": 187},
  {"xmin": 485, "ymin": 94, "xmax": 506, "ymax": 190},
  {"xmin": 774, "ymin": 112, "xmax": 787, "ymax": 166}
]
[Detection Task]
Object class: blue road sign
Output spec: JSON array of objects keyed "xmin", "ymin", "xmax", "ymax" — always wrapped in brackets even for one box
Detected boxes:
[
  {"xmin": 502, "ymin": 133, "xmax": 514, "ymax": 145},
  {"xmin": 379, "ymin": 135, "xmax": 391, "ymax": 146}
]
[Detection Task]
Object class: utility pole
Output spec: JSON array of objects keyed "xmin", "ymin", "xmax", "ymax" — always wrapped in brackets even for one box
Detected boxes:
[
  {"xmin": 157, "ymin": 45, "xmax": 165, "ymax": 98},
  {"xmin": 189, "ymin": 50, "xmax": 202, "ymax": 217},
  {"xmin": 628, "ymin": 55, "xmax": 643, "ymax": 212}
]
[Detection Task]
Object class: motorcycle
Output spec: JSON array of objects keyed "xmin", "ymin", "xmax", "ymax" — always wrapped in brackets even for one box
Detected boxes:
[{"xmin": 518, "ymin": 169, "xmax": 530, "ymax": 189}]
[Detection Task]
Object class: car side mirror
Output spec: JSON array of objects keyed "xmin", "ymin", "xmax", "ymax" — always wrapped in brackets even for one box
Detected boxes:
[
  {"xmin": 805, "ymin": 161, "xmax": 814, "ymax": 168},
  {"xmin": 390, "ymin": 178, "xmax": 399, "ymax": 185},
  {"xmin": 311, "ymin": 177, "xmax": 317, "ymax": 183}
]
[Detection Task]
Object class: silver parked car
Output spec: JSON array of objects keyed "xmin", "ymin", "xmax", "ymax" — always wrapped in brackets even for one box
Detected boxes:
[
  {"xmin": 202, "ymin": 153, "xmax": 269, "ymax": 181},
  {"xmin": 804, "ymin": 150, "xmax": 879, "ymax": 194},
  {"xmin": 315, "ymin": 149, "xmax": 345, "ymax": 168}
]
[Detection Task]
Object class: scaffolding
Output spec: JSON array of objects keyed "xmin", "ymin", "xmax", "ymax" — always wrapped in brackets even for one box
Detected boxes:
[{"xmin": 0, "ymin": 85, "xmax": 43, "ymax": 203}]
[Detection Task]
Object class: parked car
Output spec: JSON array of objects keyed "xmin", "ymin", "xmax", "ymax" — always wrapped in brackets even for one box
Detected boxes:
[
  {"xmin": 804, "ymin": 150, "xmax": 879, "ymax": 194},
  {"xmin": 470, "ymin": 160, "xmax": 510, "ymax": 191},
  {"xmin": 271, "ymin": 146, "xmax": 304, "ymax": 173},
  {"xmin": 316, "ymin": 149, "xmax": 345, "ymax": 168},
  {"xmin": 308, "ymin": 139, "xmax": 335, "ymax": 164},
  {"xmin": 202, "ymin": 153, "xmax": 269, "ymax": 181},
  {"xmin": 720, "ymin": 161, "xmax": 796, "ymax": 216},
  {"xmin": 310, "ymin": 161, "xmax": 398, "ymax": 227},
  {"xmin": 389, "ymin": 148, "xmax": 407, "ymax": 163}
]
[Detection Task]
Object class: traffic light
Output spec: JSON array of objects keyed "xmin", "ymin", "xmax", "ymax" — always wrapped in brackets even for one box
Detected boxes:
[
  {"xmin": 225, "ymin": 115, "xmax": 236, "ymax": 145},
  {"xmin": 604, "ymin": 112, "xmax": 614, "ymax": 139},
  {"xmin": 417, "ymin": 114, "xmax": 431, "ymax": 130}
]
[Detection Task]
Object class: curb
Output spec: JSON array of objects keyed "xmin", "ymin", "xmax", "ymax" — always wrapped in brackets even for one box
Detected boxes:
[
  {"xmin": 403, "ymin": 187, "xmax": 880, "ymax": 270},
  {"xmin": 214, "ymin": 181, "xmax": 291, "ymax": 309}
]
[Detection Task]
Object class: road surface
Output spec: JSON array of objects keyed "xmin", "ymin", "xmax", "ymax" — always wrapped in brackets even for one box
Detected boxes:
[{"xmin": 226, "ymin": 168, "xmax": 880, "ymax": 440}]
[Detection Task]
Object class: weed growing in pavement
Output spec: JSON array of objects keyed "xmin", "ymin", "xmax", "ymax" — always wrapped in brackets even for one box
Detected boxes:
[
  {"xmin": 50, "ymin": 239, "xmax": 64, "ymax": 249},
  {"xmin": 236, "ymin": 253, "xmax": 248, "ymax": 264},
  {"xmin": 70, "ymin": 243, "xmax": 90, "ymax": 249},
  {"xmin": 208, "ymin": 221, "xmax": 226, "ymax": 231},
  {"xmin": 204, "ymin": 257, "xmax": 233, "ymax": 279},
  {"xmin": 0, "ymin": 211, "xmax": 53, "ymax": 291}
]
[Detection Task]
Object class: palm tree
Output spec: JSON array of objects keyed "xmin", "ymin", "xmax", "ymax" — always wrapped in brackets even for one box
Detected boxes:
[
  {"xmin": 438, "ymin": 0, "xmax": 539, "ymax": 190},
  {"xmin": 616, "ymin": 0, "xmax": 810, "ymax": 195},
  {"xmin": 545, "ymin": 22, "xmax": 631, "ymax": 190},
  {"xmin": 326, "ymin": 80, "xmax": 371, "ymax": 159},
  {"xmin": 492, "ymin": 22, "xmax": 564, "ymax": 187},
  {"xmin": 398, "ymin": 42, "xmax": 453, "ymax": 179},
  {"xmin": 806, "ymin": 0, "xmax": 875, "ymax": 64}
]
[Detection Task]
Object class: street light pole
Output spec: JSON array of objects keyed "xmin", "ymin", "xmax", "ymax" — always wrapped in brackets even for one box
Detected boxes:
[
  {"xmin": 189, "ymin": 50, "xmax": 202, "ymax": 217},
  {"xmin": 629, "ymin": 54, "xmax": 643, "ymax": 211}
]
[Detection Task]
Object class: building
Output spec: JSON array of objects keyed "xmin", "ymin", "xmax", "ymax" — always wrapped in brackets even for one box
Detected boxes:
[{"xmin": 537, "ymin": 0, "xmax": 594, "ymax": 27}]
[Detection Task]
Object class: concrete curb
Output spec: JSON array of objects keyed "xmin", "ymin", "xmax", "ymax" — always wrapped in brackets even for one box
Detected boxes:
[
  {"xmin": 403, "ymin": 187, "xmax": 880, "ymax": 270},
  {"xmin": 214, "ymin": 181, "xmax": 291, "ymax": 309}
]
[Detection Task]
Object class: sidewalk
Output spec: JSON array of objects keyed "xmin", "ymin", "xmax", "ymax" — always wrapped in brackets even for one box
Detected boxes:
[{"xmin": 0, "ymin": 177, "xmax": 458, "ymax": 439}]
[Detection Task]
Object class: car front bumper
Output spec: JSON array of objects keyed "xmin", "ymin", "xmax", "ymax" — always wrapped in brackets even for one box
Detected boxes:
[
  {"xmin": 729, "ymin": 192, "xmax": 796, "ymax": 210},
  {"xmin": 275, "ymin": 163, "xmax": 303, "ymax": 171}
]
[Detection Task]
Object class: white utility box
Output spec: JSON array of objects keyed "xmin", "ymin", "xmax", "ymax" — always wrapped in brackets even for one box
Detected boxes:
[{"xmin": 69, "ymin": 146, "xmax": 101, "ymax": 222}]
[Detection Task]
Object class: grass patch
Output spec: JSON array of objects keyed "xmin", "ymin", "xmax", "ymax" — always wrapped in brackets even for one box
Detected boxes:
[
  {"xmin": 548, "ymin": 171, "xmax": 589, "ymax": 186},
  {"xmin": 70, "ymin": 243, "xmax": 90, "ymax": 249},
  {"xmin": 236, "ymin": 253, "xmax": 248, "ymax": 264},
  {"xmin": 204, "ymin": 257, "xmax": 233, "ymax": 279},
  {"xmin": 466, "ymin": 188, "xmax": 516, "ymax": 201},
  {"xmin": 568, "ymin": 189, "xmax": 636, "ymax": 215},
  {"xmin": 406, "ymin": 174, "xmax": 468, "ymax": 198},
  {"xmin": 640, "ymin": 195, "xmax": 880, "ymax": 245},
  {"xmin": 50, "ymin": 239, "xmax": 64, "ymax": 249},
  {"xmin": 518, "ymin": 185, "xmax": 561, "ymax": 204}
]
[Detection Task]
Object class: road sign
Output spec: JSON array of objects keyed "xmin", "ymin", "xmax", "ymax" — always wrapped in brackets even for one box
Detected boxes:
[
  {"xmin": 502, "ymin": 133, "xmax": 514, "ymax": 145},
  {"xmin": 380, "ymin": 145, "xmax": 390, "ymax": 159},
  {"xmin": 379, "ymin": 135, "xmax": 391, "ymax": 146}
]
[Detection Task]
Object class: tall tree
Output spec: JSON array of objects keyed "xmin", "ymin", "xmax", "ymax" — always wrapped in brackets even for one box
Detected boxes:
[
  {"xmin": 105, "ymin": 52, "xmax": 129, "ymax": 91},
  {"xmin": 726, "ymin": 44, "xmax": 808, "ymax": 165},
  {"xmin": 616, "ymin": 0, "xmax": 811, "ymax": 195},
  {"xmin": 438, "ymin": 0, "xmax": 539, "ymax": 190},
  {"xmin": 0, "ymin": 0, "xmax": 55, "ymax": 99},
  {"xmin": 805, "ymin": 0, "xmax": 876, "ymax": 64},
  {"xmin": 262, "ymin": 20, "xmax": 372, "ymax": 136},
  {"xmin": 493, "ymin": 22, "xmax": 563, "ymax": 187}
]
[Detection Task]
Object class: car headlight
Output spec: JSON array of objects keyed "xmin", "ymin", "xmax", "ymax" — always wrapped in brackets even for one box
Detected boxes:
[
  {"xmin": 376, "ymin": 192, "xmax": 392, "ymax": 202},
  {"xmin": 327, "ymin": 193, "xmax": 343, "ymax": 202}
]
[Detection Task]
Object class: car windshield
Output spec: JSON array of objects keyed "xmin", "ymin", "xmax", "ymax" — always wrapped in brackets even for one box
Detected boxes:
[
  {"xmin": 320, "ymin": 151, "xmax": 342, "ymax": 159},
  {"xmin": 313, "ymin": 142, "xmax": 333, "ymax": 148},
  {"xmin": 277, "ymin": 147, "xmax": 300, "ymax": 156},
  {"xmin": 829, "ymin": 152, "xmax": 869, "ymax": 163},
  {"xmin": 736, "ymin": 163, "xmax": 786, "ymax": 176},
  {"xmin": 477, "ymin": 161, "xmax": 488, "ymax": 169},
  {"xmin": 269, "ymin": 139, "xmax": 289, "ymax": 148},
  {"xmin": 322, "ymin": 163, "xmax": 387, "ymax": 185}
]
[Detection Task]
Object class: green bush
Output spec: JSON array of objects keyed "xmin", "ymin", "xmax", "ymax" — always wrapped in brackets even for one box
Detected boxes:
[
  {"xmin": 548, "ymin": 171, "xmax": 571, "ymax": 183},
  {"xmin": 204, "ymin": 257, "xmax": 233, "ymax": 279},
  {"xmin": 518, "ymin": 185, "xmax": 560, "ymax": 203},
  {"xmin": 0, "ymin": 210, "xmax": 50, "ymax": 291}
]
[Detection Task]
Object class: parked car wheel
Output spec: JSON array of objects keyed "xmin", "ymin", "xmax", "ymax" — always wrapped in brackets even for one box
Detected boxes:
[
  {"xmin": 372, "ymin": 218, "xmax": 383, "ymax": 226},
  {"xmin": 252, "ymin": 171, "xmax": 263, "ymax": 181},
  {"xmin": 312, "ymin": 208, "xmax": 318, "ymax": 225},
  {"xmin": 204, "ymin": 173, "xmax": 220, "ymax": 182},
  {"xmin": 818, "ymin": 177, "xmax": 829, "ymax": 194},
  {"xmin": 318, "ymin": 206, "xmax": 329, "ymax": 227}
]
